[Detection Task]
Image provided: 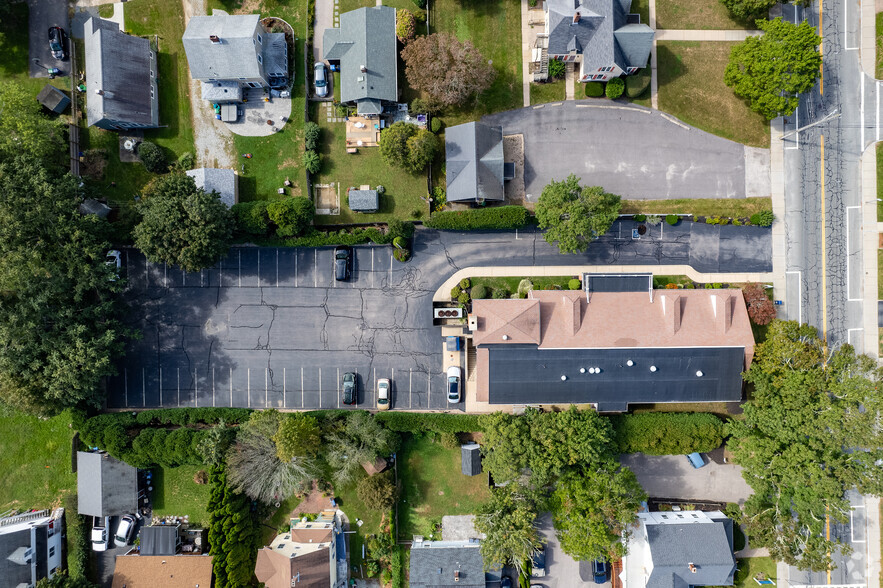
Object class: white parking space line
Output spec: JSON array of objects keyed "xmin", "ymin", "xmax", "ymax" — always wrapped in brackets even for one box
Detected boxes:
[
  {"xmin": 319, "ymin": 367, "xmax": 322, "ymax": 408},
  {"xmin": 314, "ymin": 250, "xmax": 318, "ymax": 287},
  {"xmin": 851, "ymin": 505, "xmax": 867, "ymax": 543},
  {"xmin": 283, "ymin": 368, "xmax": 287, "ymax": 407},
  {"xmin": 301, "ymin": 367, "xmax": 305, "ymax": 407},
  {"xmin": 409, "ymin": 369, "xmax": 413, "ymax": 409},
  {"xmin": 124, "ymin": 368, "xmax": 128, "ymax": 408},
  {"xmin": 389, "ymin": 253, "xmax": 393, "ymax": 283},
  {"xmin": 177, "ymin": 368, "xmax": 181, "ymax": 407},
  {"xmin": 200, "ymin": 268, "xmax": 204, "ymax": 288},
  {"xmin": 195, "ymin": 370, "xmax": 198, "ymax": 407},
  {"xmin": 164, "ymin": 263, "xmax": 168, "ymax": 287},
  {"xmin": 257, "ymin": 251, "xmax": 261, "ymax": 287},
  {"xmin": 212, "ymin": 367, "xmax": 216, "ymax": 407},
  {"xmin": 373, "ymin": 368, "xmax": 377, "ymax": 407},
  {"xmin": 142, "ymin": 369, "xmax": 146, "ymax": 407},
  {"xmin": 265, "ymin": 368, "xmax": 268, "ymax": 407},
  {"xmin": 371, "ymin": 249, "xmax": 375, "ymax": 289},
  {"xmin": 238, "ymin": 250, "xmax": 242, "ymax": 287},
  {"xmin": 276, "ymin": 249, "xmax": 279, "ymax": 287},
  {"xmin": 182, "ymin": 269, "xmax": 186, "ymax": 287},
  {"xmin": 295, "ymin": 251, "xmax": 298, "ymax": 287},
  {"xmin": 230, "ymin": 368, "xmax": 233, "ymax": 407},
  {"xmin": 786, "ymin": 270, "xmax": 803, "ymax": 324},
  {"xmin": 337, "ymin": 368, "xmax": 340, "ymax": 408},
  {"xmin": 428, "ymin": 371, "xmax": 431, "ymax": 406},
  {"xmin": 247, "ymin": 367, "xmax": 251, "ymax": 408},
  {"xmin": 159, "ymin": 367, "xmax": 163, "ymax": 401}
]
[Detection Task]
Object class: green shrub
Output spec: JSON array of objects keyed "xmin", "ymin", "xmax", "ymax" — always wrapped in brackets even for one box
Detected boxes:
[
  {"xmin": 646, "ymin": 214, "xmax": 661, "ymax": 226},
  {"xmin": 304, "ymin": 121, "xmax": 321, "ymax": 150},
  {"xmin": 393, "ymin": 236, "xmax": 407, "ymax": 249},
  {"xmin": 411, "ymin": 209, "xmax": 422, "ymax": 219},
  {"xmin": 430, "ymin": 117, "xmax": 442, "ymax": 133},
  {"xmin": 387, "ymin": 219, "xmax": 415, "ymax": 240},
  {"xmin": 457, "ymin": 292, "xmax": 470, "ymax": 305},
  {"xmin": 605, "ymin": 77, "xmax": 625, "ymax": 99},
  {"xmin": 626, "ymin": 70, "xmax": 651, "ymax": 98},
  {"xmin": 693, "ymin": 215, "xmax": 699, "ymax": 222},
  {"xmin": 432, "ymin": 186, "xmax": 447, "ymax": 212},
  {"xmin": 375, "ymin": 412, "xmax": 484, "ymax": 433},
  {"xmin": 584, "ymin": 82, "xmax": 604, "ymax": 97},
  {"xmin": 440, "ymin": 432, "xmax": 460, "ymax": 449},
  {"xmin": 633, "ymin": 214, "xmax": 647, "ymax": 222},
  {"xmin": 412, "ymin": 0, "xmax": 426, "ymax": 9},
  {"xmin": 177, "ymin": 152, "xmax": 194, "ymax": 170},
  {"xmin": 376, "ymin": 185, "xmax": 386, "ymax": 195},
  {"xmin": 460, "ymin": 278, "xmax": 471, "ymax": 289},
  {"xmin": 267, "ymin": 197, "xmax": 314, "ymax": 238},
  {"xmin": 733, "ymin": 219, "xmax": 742, "ymax": 226},
  {"xmin": 472, "ymin": 284, "xmax": 488, "ymax": 299},
  {"xmin": 396, "ymin": 9, "xmax": 416, "ymax": 43},
  {"xmin": 517, "ymin": 279, "xmax": 534, "ymax": 297},
  {"xmin": 706, "ymin": 216, "xmax": 718, "ymax": 224},
  {"xmin": 665, "ymin": 214, "xmax": 679, "ymax": 225},
  {"xmin": 548, "ymin": 59, "xmax": 566, "ymax": 79},
  {"xmin": 302, "ymin": 149, "xmax": 321, "ymax": 174},
  {"xmin": 568, "ymin": 278, "xmax": 581, "ymax": 290},
  {"xmin": 750, "ymin": 210, "xmax": 775, "ymax": 226},
  {"xmin": 393, "ymin": 248, "xmax": 411, "ymax": 262},
  {"xmin": 451, "ymin": 285, "xmax": 461, "ymax": 299},
  {"xmin": 705, "ymin": 283, "xmax": 713, "ymax": 289},
  {"xmin": 610, "ymin": 413, "xmax": 725, "ymax": 455},
  {"xmin": 424, "ymin": 206, "xmax": 530, "ymax": 230},
  {"xmin": 137, "ymin": 141, "xmax": 167, "ymax": 173},
  {"xmin": 492, "ymin": 287, "xmax": 508, "ymax": 299},
  {"xmin": 713, "ymin": 282, "xmax": 723, "ymax": 288},
  {"xmin": 233, "ymin": 201, "xmax": 270, "ymax": 236}
]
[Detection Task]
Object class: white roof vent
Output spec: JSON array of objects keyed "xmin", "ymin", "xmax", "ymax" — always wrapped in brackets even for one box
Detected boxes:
[
  {"xmin": 580, "ymin": 368, "xmax": 586, "ymax": 373},
  {"xmin": 650, "ymin": 365, "xmax": 657, "ymax": 372},
  {"xmin": 502, "ymin": 335, "xmax": 509, "ymax": 341},
  {"xmin": 560, "ymin": 375, "xmax": 567, "ymax": 381},
  {"xmin": 696, "ymin": 371, "xmax": 704, "ymax": 377},
  {"xmin": 627, "ymin": 360, "xmax": 634, "ymax": 367}
]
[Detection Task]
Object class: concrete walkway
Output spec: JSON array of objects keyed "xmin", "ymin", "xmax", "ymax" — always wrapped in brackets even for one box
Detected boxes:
[
  {"xmin": 520, "ymin": 0, "xmax": 531, "ymax": 107},
  {"xmin": 565, "ymin": 62, "xmax": 575, "ymax": 99}
]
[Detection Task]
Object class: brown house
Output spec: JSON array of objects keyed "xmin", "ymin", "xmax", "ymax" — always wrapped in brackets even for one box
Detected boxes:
[
  {"xmin": 111, "ymin": 555, "xmax": 213, "ymax": 588},
  {"xmin": 255, "ymin": 512, "xmax": 341, "ymax": 588}
]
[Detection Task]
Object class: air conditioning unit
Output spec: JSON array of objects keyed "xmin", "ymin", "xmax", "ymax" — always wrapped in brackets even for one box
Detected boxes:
[{"xmin": 433, "ymin": 307, "xmax": 464, "ymax": 319}]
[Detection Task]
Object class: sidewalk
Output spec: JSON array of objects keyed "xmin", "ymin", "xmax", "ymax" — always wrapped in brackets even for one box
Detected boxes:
[{"xmin": 654, "ymin": 29, "xmax": 761, "ymax": 41}]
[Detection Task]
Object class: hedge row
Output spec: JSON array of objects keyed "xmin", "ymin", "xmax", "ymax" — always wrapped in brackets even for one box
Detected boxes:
[
  {"xmin": 610, "ymin": 412, "xmax": 725, "ymax": 455},
  {"xmin": 424, "ymin": 206, "xmax": 530, "ymax": 230},
  {"xmin": 76, "ymin": 408, "xmax": 252, "ymax": 430},
  {"xmin": 244, "ymin": 219, "xmax": 415, "ymax": 248},
  {"xmin": 375, "ymin": 412, "xmax": 484, "ymax": 433}
]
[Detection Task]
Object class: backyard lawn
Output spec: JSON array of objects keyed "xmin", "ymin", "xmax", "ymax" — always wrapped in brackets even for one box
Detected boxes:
[
  {"xmin": 150, "ymin": 465, "xmax": 212, "ymax": 527},
  {"xmin": 656, "ymin": 41, "xmax": 769, "ymax": 148},
  {"xmin": 655, "ymin": 0, "xmax": 754, "ymax": 30},
  {"xmin": 398, "ymin": 435, "xmax": 491, "ymax": 539},
  {"xmin": 733, "ymin": 557, "xmax": 776, "ymax": 588},
  {"xmin": 314, "ymin": 106, "xmax": 429, "ymax": 223},
  {"xmin": 620, "ymin": 197, "xmax": 772, "ymax": 218},
  {"xmin": 431, "ymin": 0, "xmax": 523, "ymax": 124},
  {"xmin": 334, "ymin": 471, "xmax": 386, "ymax": 573},
  {"xmin": 530, "ymin": 80, "xmax": 566, "ymax": 105}
]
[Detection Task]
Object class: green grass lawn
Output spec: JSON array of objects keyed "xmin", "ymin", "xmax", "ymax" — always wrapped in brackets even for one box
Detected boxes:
[
  {"xmin": 876, "ymin": 12, "xmax": 883, "ymax": 79},
  {"xmin": 878, "ymin": 144, "xmax": 883, "ymax": 222},
  {"xmin": 150, "ymin": 465, "xmax": 212, "ymax": 527},
  {"xmin": 334, "ymin": 472, "xmax": 386, "ymax": 574},
  {"xmin": 878, "ymin": 249, "xmax": 883, "ymax": 300},
  {"xmin": 655, "ymin": 0, "xmax": 754, "ymax": 30},
  {"xmin": 656, "ymin": 41, "xmax": 769, "ymax": 148},
  {"xmin": 621, "ymin": 197, "xmax": 772, "ymax": 218},
  {"xmin": 629, "ymin": 0, "xmax": 650, "ymax": 26},
  {"xmin": 530, "ymin": 80, "xmax": 565, "ymax": 105},
  {"xmin": 98, "ymin": 4, "xmax": 116, "ymax": 19},
  {"xmin": 398, "ymin": 435, "xmax": 491, "ymax": 539},
  {"xmin": 314, "ymin": 106, "xmax": 430, "ymax": 223},
  {"xmin": 733, "ymin": 557, "xmax": 776, "ymax": 588},
  {"xmin": 431, "ymin": 0, "xmax": 523, "ymax": 124}
]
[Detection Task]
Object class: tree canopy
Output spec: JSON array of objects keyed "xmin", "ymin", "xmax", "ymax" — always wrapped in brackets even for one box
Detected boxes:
[
  {"xmin": 535, "ymin": 175, "xmax": 622, "ymax": 254},
  {"xmin": 266, "ymin": 197, "xmax": 314, "ymax": 238},
  {"xmin": 401, "ymin": 33, "xmax": 496, "ymax": 109},
  {"xmin": 133, "ymin": 173, "xmax": 235, "ymax": 273},
  {"xmin": 724, "ymin": 18, "xmax": 822, "ymax": 119},
  {"xmin": 0, "ymin": 154, "xmax": 130, "ymax": 413},
  {"xmin": 325, "ymin": 411, "xmax": 400, "ymax": 486},
  {"xmin": 474, "ymin": 483, "xmax": 544, "ymax": 577},
  {"xmin": 719, "ymin": 0, "xmax": 776, "ymax": 21},
  {"xmin": 729, "ymin": 320, "xmax": 883, "ymax": 570},
  {"xmin": 0, "ymin": 82, "xmax": 66, "ymax": 163}
]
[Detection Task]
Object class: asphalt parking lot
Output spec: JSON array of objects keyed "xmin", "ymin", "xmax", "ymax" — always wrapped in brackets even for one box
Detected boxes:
[
  {"xmin": 536, "ymin": 513, "xmax": 596, "ymax": 588},
  {"xmin": 619, "ymin": 453, "xmax": 754, "ymax": 505}
]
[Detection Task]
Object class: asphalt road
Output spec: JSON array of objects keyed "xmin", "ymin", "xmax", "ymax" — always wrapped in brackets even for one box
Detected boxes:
[
  {"xmin": 106, "ymin": 224, "xmax": 771, "ymax": 410},
  {"xmin": 482, "ymin": 101, "xmax": 769, "ymax": 200},
  {"xmin": 28, "ymin": 0, "xmax": 70, "ymax": 78}
]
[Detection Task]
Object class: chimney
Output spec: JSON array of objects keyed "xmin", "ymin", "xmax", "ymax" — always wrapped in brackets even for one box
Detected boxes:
[
  {"xmin": 689, "ymin": 563, "xmax": 697, "ymax": 574},
  {"xmin": 454, "ymin": 570, "xmax": 460, "ymax": 582},
  {"xmin": 209, "ymin": 35, "xmax": 221, "ymax": 44},
  {"xmin": 360, "ymin": 65, "xmax": 367, "ymax": 73},
  {"xmin": 573, "ymin": 11, "xmax": 581, "ymax": 24}
]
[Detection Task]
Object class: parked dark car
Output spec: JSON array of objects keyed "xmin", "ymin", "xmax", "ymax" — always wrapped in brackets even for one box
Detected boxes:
[
  {"xmin": 592, "ymin": 559, "xmax": 609, "ymax": 584},
  {"xmin": 342, "ymin": 372, "xmax": 357, "ymax": 405},
  {"xmin": 334, "ymin": 245, "xmax": 351, "ymax": 281},
  {"xmin": 48, "ymin": 27, "xmax": 66, "ymax": 60},
  {"xmin": 531, "ymin": 547, "xmax": 546, "ymax": 577}
]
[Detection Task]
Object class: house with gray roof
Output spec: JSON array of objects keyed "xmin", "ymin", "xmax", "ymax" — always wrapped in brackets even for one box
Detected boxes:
[
  {"xmin": 323, "ymin": 6, "xmax": 398, "ymax": 117},
  {"xmin": 409, "ymin": 538, "xmax": 485, "ymax": 588},
  {"xmin": 544, "ymin": 0, "xmax": 654, "ymax": 83},
  {"xmin": 185, "ymin": 167, "xmax": 239, "ymax": 208},
  {"xmin": 84, "ymin": 17, "xmax": 159, "ymax": 131},
  {"xmin": 445, "ymin": 121, "xmax": 505, "ymax": 204},
  {"xmin": 77, "ymin": 451, "xmax": 139, "ymax": 518},
  {"xmin": 183, "ymin": 10, "xmax": 288, "ymax": 102},
  {"xmin": 0, "ymin": 509, "xmax": 65, "ymax": 587},
  {"xmin": 619, "ymin": 510, "xmax": 737, "ymax": 588}
]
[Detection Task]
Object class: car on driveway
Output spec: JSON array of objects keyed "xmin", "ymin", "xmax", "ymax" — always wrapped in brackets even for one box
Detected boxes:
[
  {"xmin": 114, "ymin": 515, "xmax": 136, "ymax": 547},
  {"xmin": 531, "ymin": 547, "xmax": 546, "ymax": 577},
  {"xmin": 91, "ymin": 516, "xmax": 109, "ymax": 552},
  {"xmin": 342, "ymin": 372, "xmax": 357, "ymax": 405},
  {"xmin": 314, "ymin": 62, "xmax": 328, "ymax": 97},
  {"xmin": 334, "ymin": 245, "xmax": 351, "ymax": 281},
  {"xmin": 446, "ymin": 366, "xmax": 461, "ymax": 403},
  {"xmin": 48, "ymin": 26, "xmax": 66, "ymax": 60},
  {"xmin": 592, "ymin": 559, "xmax": 609, "ymax": 584},
  {"xmin": 106, "ymin": 250, "xmax": 122, "ymax": 280},
  {"xmin": 686, "ymin": 452, "xmax": 707, "ymax": 469},
  {"xmin": 377, "ymin": 378, "xmax": 390, "ymax": 410}
]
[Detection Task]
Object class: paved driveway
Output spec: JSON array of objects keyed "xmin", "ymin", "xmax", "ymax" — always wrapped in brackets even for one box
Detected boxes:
[
  {"xmin": 106, "ymin": 226, "xmax": 771, "ymax": 410},
  {"xmin": 620, "ymin": 453, "xmax": 753, "ymax": 505},
  {"xmin": 536, "ymin": 513, "xmax": 596, "ymax": 588},
  {"xmin": 28, "ymin": 0, "xmax": 70, "ymax": 78},
  {"xmin": 482, "ymin": 102, "xmax": 770, "ymax": 200}
]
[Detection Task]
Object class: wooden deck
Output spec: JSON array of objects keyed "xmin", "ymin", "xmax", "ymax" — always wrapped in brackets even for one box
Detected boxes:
[{"xmin": 345, "ymin": 116, "xmax": 380, "ymax": 147}]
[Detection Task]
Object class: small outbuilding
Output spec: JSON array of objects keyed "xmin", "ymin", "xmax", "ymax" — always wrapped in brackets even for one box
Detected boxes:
[
  {"xmin": 185, "ymin": 167, "xmax": 239, "ymax": 208},
  {"xmin": 461, "ymin": 443, "xmax": 481, "ymax": 476},
  {"xmin": 77, "ymin": 451, "xmax": 139, "ymax": 518},
  {"xmin": 348, "ymin": 189, "xmax": 379, "ymax": 213},
  {"xmin": 78, "ymin": 198, "xmax": 112, "ymax": 219},
  {"xmin": 36, "ymin": 84, "xmax": 71, "ymax": 114}
]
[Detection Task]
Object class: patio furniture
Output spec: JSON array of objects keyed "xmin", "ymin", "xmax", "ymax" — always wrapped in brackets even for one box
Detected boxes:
[{"xmin": 347, "ymin": 148, "xmax": 358, "ymax": 154}]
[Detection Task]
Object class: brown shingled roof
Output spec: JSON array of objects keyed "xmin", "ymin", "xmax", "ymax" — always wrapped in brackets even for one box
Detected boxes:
[
  {"xmin": 111, "ymin": 555, "xmax": 213, "ymax": 588},
  {"xmin": 255, "ymin": 547, "xmax": 331, "ymax": 588},
  {"xmin": 472, "ymin": 299, "xmax": 541, "ymax": 347},
  {"xmin": 288, "ymin": 527, "xmax": 334, "ymax": 544}
]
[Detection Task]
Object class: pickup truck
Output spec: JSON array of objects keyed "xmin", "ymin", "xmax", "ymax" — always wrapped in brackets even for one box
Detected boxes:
[{"xmin": 91, "ymin": 516, "xmax": 109, "ymax": 552}]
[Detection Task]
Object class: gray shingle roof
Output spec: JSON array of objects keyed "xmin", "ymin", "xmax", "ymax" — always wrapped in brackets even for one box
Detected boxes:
[
  {"xmin": 183, "ymin": 12, "xmax": 264, "ymax": 81},
  {"xmin": 348, "ymin": 189, "xmax": 379, "ymax": 212},
  {"xmin": 84, "ymin": 17, "xmax": 159, "ymax": 128},
  {"xmin": 646, "ymin": 516, "xmax": 736, "ymax": 588},
  {"xmin": 186, "ymin": 167, "xmax": 238, "ymax": 208},
  {"xmin": 140, "ymin": 526, "xmax": 179, "ymax": 556},
  {"xmin": 36, "ymin": 84, "xmax": 70, "ymax": 114},
  {"xmin": 323, "ymin": 6, "xmax": 397, "ymax": 109},
  {"xmin": 614, "ymin": 24, "xmax": 655, "ymax": 68},
  {"xmin": 0, "ymin": 527, "xmax": 36, "ymax": 587},
  {"xmin": 461, "ymin": 444, "xmax": 482, "ymax": 476},
  {"xmin": 77, "ymin": 451, "xmax": 139, "ymax": 517},
  {"xmin": 409, "ymin": 542, "xmax": 485, "ymax": 588},
  {"xmin": 445, "ymin": 122, "xmax": 505, "ymax": 203}
]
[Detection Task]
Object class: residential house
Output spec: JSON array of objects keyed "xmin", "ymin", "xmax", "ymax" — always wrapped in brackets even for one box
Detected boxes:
[
  {"xmin": 254, "ymin": 511, "xmax": 344, "ymax": 588},
  {"xmin": 619, "ymin": 510, "xmax": 737, "ymax": 588},
  {"xmin": 323, "ymin": 6, "xmax": 398, "ymax": 117},
  {"xmin": 36, "ymin": 84, "xmax": 70, "ymax": 114},
  {"xmin": 468, "ymin": 273, "xmax": 755, "ymax": 410},
  {"xmin": 183, "ymin": 10, "xmax": 288, "ymax": 103},
  {"xmin": 445, "ymin": 121, "xmax": 506, "ymax": 204},
  {"xmin": 112, "ymin": 555, "xmax": 213, "ymax": 588},
  {"xmin": 409, "ymin": 537, "xmax": 485, "ymax": 588},
  {"xmin": 186, "ymin": 167, "xmax": 239, "ymax": 208},
  {"xmin": 543, "ymin": 0, "xmax": 654, "ymax": 83},
  {"xmin": 84, "ymin": 17, "xmax": 159, "ymax": 130},
  {"xmin": 76, "ymin": 451, "xmax": 139, "ymax": 518},
  {"xmin": 0, "ymin": 509, "xmax": 65, "ymax": 587}
]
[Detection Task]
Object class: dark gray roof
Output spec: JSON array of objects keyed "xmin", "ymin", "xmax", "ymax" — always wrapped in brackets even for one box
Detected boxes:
[
  {"xmin": 323, "ymin": 6, "xmax": 397, "ymax": 109},
  {"xmin": 348, "ymin": 189, "xmax": 379, "ymax": 212},
  {"xmin": 445, "ymin": 122, "xmax": 505, "ymax": 203},
  {"xmin": 84, "ymin": 17, "xmax": 159, "ymax": 128},
  {"xmin": 185, "ymin": 167, "xmax": 238, "ymax": 208},
  {"xmin": 0, "ymin": 527, "xmax": 35, "ymax": 587},
  {"xmin": 77, "ymin": 451, "xmax": 139, "ymax": 517},
  {"xmin": 585, "ymin": 273, "xmax": 652, "ymax": 293},
  {"xmin": 545, "ymin": 0, "xmax": 653, "ymax": 70},
  {"xmin": 483, "ymin": 345, "xmax": 744, "ymax": 411},
  {"xmin": 36, "ymin": 84, "xmax": 70, "ymax": 113},
  {"xmin": 409, "ymin": 542, "xmax": 485, "ymax": 588},
  {"xmin": 461, "ymin": 444, "xmax": 482, "ymax": 476},
  {"xmin": 78, "ymin": 198, "xmax": 112, "ymax": 219},
  {"xmin": 646, "ymin": 517, "xmax": 736, "ymax": 588},
  {"xmin": 140, "ymin": 526, "xmax": 179, "ymax": 556}
]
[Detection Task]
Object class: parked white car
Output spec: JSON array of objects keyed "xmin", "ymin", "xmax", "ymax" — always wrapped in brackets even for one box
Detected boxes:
[
  {"xmin": 114, "ymin": 515, "xmax": 136, "ymax": 547},
  {"xmin": 447, "ymin": 366, "xmax": 461, "ymax": 403},
  {"xmin": 377, "ymin": 378, "xmax": 391, "ymax": 410},
  {"xmin": 91, "ymin": 517, "xmax": 109, "ymax": 552}
]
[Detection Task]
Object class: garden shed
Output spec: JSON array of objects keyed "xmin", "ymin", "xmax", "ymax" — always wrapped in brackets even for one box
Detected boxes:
[
  {"xmin": 461, "ymin": 443, "xmax": 481, "ymax": 476},
  {"xmin": 348, "ymin": 188, "xmax": 379, "ymax": 213},
  {"xmin": 36, "ymin": 84, "xmax": 70, "ymax": 114}
]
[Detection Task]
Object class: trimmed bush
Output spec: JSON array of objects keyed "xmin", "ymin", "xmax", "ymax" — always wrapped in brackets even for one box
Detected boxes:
[
  {"xmin": 568, "ymin": 278, "xmax": 581, "ymax": 290},
  {"xmin": 232, "ymin": 200, "xmax": 271, "ymax": 236},
  {"xmin": 457, "ymin": 292, "xmax": 470, "ymax": 305},
  {"xmin": 666, "ymin": 214, "xmax": 679, "ymax": 225},
  {"xmin": 396, "ymin": 9, "xmax": 417, "ymax": 43},
  {"xmin": 393, "ymin": 236, "xmax": 407, "ymax": 249},
  {"xmin": 610, "ymin": 413, "xmax": 725, "ymax": 455},
  {"xmin": 304, "ymin": 122, "xmax": 321, "ymax": 150},
  {"xmin": 492, "ymin": 287, "xmax": 508, "ymax": 299},
  {"xmin": 430, "ymin": 117, "xmax": 442, "ymax": 133},
  {"xmin": 472, "ymin": 284, "xmax": 488, "ymax": 299},
  {"xmin": 626, "ymin": 70, "xmax": 651, "ymax": 99},
  {"xmin": 424, "ymin": 206, "xmax": 530, "ymax": 230},
  {"xmin": 584, "ymin": 82, "xmax": 604, "ymax": 97},
  {"xmin": 451, "ymin": 285, "xmax": 461, "ymax": 299},
  {"xmin": 750, "ymin": 210, "xmax": 775, "ymax": 227},
  {"xmin": 633, "ymin": 214, "xmax": 647, "ymax": 222},
  {"xmin": 375, "ymin": 412, "xmax": 484, "ymax": 433},
  {"xmin": 460, "ymin": 278, "xmax": 471, "ymax": 289},
  {"xmin": 605, "ymin": 77, "xmax": 625, "ymax": 99},
  {"xmin": 138, "ymin": 141, "xmax": 167, "ymax": 173},
  {"xmin": 548, "ymin": 59, "xmax": 565, "ymax": 79}
]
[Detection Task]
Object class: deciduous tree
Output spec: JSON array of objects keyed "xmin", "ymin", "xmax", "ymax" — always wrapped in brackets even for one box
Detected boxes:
[
  {"xmin": 401, "ymin": 33, "xmax": 496, "ymax": 109},
  {"xmin": 133, "ymin": 173, "xmax": 234, "ymax": 273},
  {"xmin": 742, "ymin": 282, "xmax": 776, "ymax": 325},
  {"xmin": 357, "ymin": 471, "xmax": 397, "ymax": 510},
  {"xmin": 379, "ymin": 121, "xmax": 417, "ymax": 169},
  {"xmin": 405, "ymin": 127, "xmax": 439, "ymax": 171},
  {"xmin": 267, "ymin": 197, "xmax": 314, "ymax": 238},
  {"xmin": 724, "ymin": 18, "xmax": 821, "ymax": 119},
  {"xmin": 273, "ymin": 413, "xmax": 321, "ymax": 462},
  {"xmin": 535, "ymin": 174, "xmax": 621, "ymax": 254},
  {"xmin": 474, "ymin": 484, "xmax": 543, "ymax": 577},
  {"xmin": 325, "ymin": 411, "xmax": 399, "ymax": 487}
]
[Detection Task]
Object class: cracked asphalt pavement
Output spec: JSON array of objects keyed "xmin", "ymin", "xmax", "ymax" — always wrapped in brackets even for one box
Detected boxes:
[{"xmin": 107, "ymin": 223, "xmax": 771, "ymax": 410}]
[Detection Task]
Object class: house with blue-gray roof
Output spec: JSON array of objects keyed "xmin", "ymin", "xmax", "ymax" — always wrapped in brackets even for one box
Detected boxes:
[{"xmin": 544, "ymin": 0, "xmax": 654, "ymax": 83}]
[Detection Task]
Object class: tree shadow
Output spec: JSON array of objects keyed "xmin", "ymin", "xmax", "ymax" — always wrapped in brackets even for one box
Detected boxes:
[{"xmin": 654, "ymin": 43, "xmax": 689, "ymax": 90}]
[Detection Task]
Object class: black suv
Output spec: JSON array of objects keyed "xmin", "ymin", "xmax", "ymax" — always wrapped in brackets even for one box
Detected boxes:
[
  {"xmin": 48, "ymin": 27, "xmax": 66, "ymax": 60},
  {"xmin": 342, "ymin": 372, "xmax": 357, "ymax": 405},
  {"xmin": 334, "ymin": 246, "xmax": 352, "ymax": 281}
]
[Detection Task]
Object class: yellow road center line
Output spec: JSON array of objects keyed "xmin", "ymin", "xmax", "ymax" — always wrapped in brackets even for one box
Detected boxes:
[
  {"xmin": 821, "ymin": 135, "xmax": 827, "ymax": 343},
  {"xmin": 826, "ymin": 508, "xmax": 831, "ymax": 584}
]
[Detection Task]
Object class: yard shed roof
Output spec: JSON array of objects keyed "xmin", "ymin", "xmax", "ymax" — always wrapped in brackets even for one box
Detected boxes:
[
  {"xmin": 36, "ymin": 84, "xmax": 70, "ymax": 113},
  {"xmin": 461, "ymin": 443, "xmax": 482, "ymax": 476},
  {"xmin": 409, "ymin": 541, "xmax": 485, "ymax": 588},
  {"xmin": 111, "ymin": 555, "xmax": 213, "ymax": 588},
  {"xmin": 185, "ymin": 167, "xmax": 238, "ymax": 208},
  {"xmin": 76, "ymin": 451, "xmax": 138, "ymax": 517},
  {"xmin": 139, "ymin": 526, "xmax": 179, "ymax": 556},
  {"xmin": 445, "ymin": 121, "xmax": 505, "ymax": 203},
  {"xmin": 348, "ymin": 189, "xmax": 378, "ymax": 212}
]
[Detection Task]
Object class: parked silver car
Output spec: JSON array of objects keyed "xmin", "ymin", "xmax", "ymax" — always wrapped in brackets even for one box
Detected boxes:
[{"xmin": 314, "ymin": 62, "xmax": 328, "ymax": 98}]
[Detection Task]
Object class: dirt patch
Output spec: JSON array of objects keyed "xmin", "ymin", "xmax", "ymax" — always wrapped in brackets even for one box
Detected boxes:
[
  {"xmin": 314, "ymin": 183, "xmax": 339, "ymax": 214},
  {"xmin": 503, "ymin": 134, "xmax": 528, "ymax": 208},
  {"xmin": 291, "ymin": 480, "xmax": 333, "ymax": 516}
]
